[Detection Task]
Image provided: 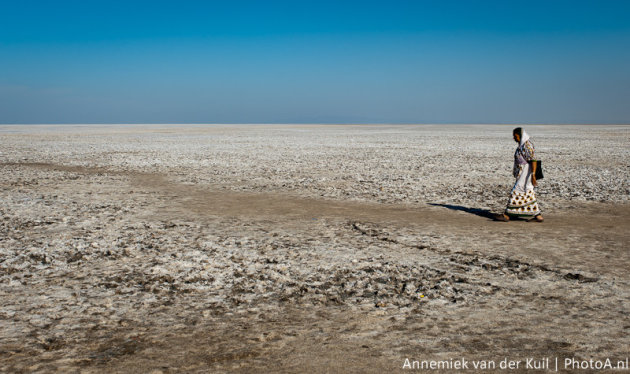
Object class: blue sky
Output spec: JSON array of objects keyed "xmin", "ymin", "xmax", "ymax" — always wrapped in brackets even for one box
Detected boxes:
[{"xmin": 1, "ymin": 0, "xmax": 629, "ymax": 124}]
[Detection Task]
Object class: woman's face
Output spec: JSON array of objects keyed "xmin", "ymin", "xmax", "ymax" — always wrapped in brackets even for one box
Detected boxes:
[{"xmin": 513, "ymin": 133, "xmax": 521, "ymax": 143}]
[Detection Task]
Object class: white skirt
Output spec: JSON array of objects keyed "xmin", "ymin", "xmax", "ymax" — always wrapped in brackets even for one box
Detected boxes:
[{"xmin": 505, "ymin": 163, "xmax": 541, "ymax": 217}]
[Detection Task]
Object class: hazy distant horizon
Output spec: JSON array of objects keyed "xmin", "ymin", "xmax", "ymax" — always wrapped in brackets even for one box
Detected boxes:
[{"xmin": 2, "ymin": 122, "xmax": 629, "ymax": 127}]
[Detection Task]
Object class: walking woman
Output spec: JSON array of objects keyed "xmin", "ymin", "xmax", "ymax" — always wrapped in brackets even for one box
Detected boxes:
[{"xmin": 496, "ymin": 128, "xmax": 544, "ymax": 222}]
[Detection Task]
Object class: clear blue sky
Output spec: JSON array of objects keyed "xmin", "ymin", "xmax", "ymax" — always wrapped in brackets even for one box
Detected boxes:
[{"xmin": 1, "ymin": 0, "xmax": 629, "ymax": 124}]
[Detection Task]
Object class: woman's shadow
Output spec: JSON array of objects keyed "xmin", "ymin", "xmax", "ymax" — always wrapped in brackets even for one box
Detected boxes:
[{"xmin": 429, "ymin": 203, "xmax": 495, "ymax": 220}]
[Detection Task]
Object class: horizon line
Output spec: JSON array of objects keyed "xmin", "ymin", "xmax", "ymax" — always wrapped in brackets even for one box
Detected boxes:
[{"xmin": 2, "ymin": 122, "xmax": 630, "ymax": 126}]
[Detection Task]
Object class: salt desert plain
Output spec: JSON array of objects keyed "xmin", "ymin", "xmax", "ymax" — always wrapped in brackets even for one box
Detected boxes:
[{"xmin": 1, "ymin": 124, "xmax": 629, "ymax": 373}]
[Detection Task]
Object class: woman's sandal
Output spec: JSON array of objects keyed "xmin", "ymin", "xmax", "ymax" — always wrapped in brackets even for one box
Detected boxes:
[{"xmin": 494, "ymin": 214, "xmax": 509, "ymax": 222}]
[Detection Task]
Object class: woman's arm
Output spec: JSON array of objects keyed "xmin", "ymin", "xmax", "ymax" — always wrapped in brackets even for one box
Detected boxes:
[
  {"xmin": 531, "ymin": 160, "xmax": 538, "ymax": 186},
  {"xmin": 523, "ymin": 140, "xmax": 538, "ymax": 186}
]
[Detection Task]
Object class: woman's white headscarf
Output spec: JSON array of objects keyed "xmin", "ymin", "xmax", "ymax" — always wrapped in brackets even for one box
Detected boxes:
[{"xmin": 519, "ymin": 131, "xmax": 530, "ymax": 147}]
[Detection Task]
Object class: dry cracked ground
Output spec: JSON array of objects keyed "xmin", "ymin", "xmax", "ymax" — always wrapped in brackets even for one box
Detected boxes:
[{"xmin": 1, "ymin": 124, "xmax": 629, "ymax": 373}]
